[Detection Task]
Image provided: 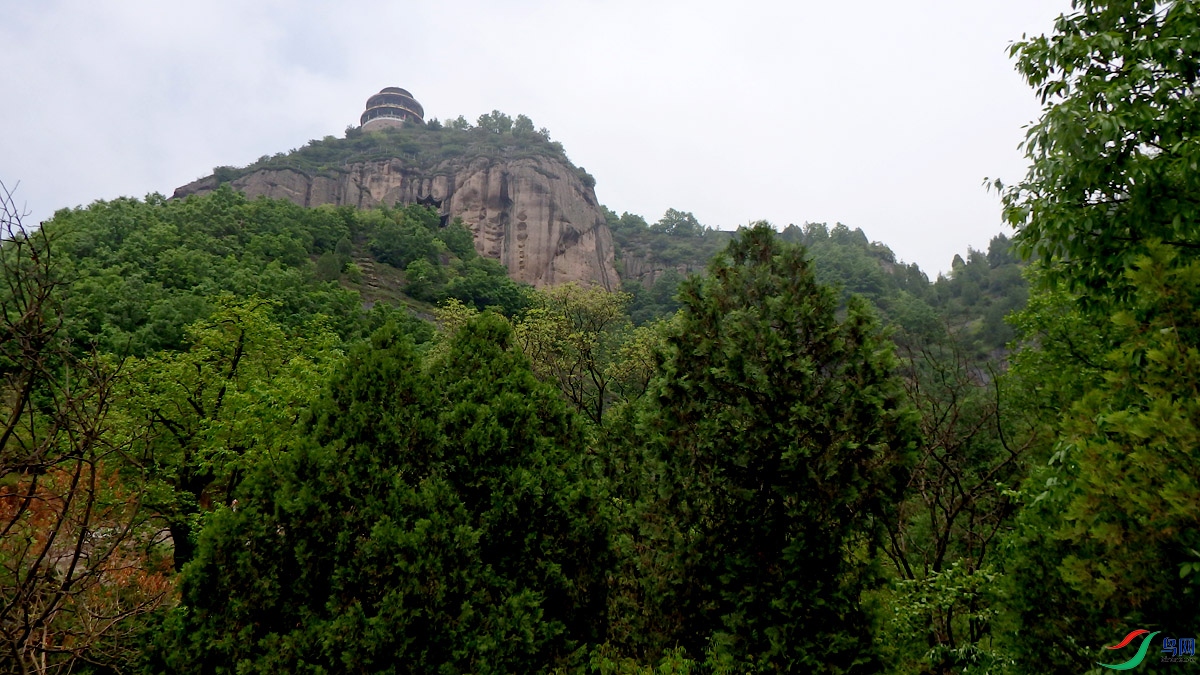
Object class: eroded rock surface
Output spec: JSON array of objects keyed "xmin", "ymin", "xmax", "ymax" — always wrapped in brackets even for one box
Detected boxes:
[{"xmin": 175, "ymin": 156, "xmax": 618, "ymax": 289}]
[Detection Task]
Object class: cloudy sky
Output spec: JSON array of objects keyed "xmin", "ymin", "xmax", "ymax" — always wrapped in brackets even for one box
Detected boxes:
[{"xmin": 3, "ymin": 0, "xmax": 1071, "ymax": 276}]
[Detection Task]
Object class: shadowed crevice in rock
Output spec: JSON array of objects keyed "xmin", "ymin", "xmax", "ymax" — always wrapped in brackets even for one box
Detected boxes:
[{"xmin": 175, "ymin": 155, "xmax": 619, "ymax": 290}]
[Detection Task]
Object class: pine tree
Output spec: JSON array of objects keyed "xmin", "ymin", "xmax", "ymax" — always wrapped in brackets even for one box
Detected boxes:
[{"xmin": 644, "ymin": 223, "xmax": 917, "ymax": 672}]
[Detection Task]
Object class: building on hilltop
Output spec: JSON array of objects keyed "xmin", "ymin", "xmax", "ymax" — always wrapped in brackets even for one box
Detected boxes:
[{"xmin": 360, "ymin": 87, "xmax": 424, "ymax": 131}]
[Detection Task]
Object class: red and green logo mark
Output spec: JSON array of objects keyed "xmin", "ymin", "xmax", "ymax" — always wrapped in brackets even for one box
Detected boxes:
[
  {"xmin": 1099, "ymin": 629, "xmax": 1160, "ymax": 670},
  {"xmin": 1098, "ymin": 629, "xmax": 1198, "ymax": 669}
]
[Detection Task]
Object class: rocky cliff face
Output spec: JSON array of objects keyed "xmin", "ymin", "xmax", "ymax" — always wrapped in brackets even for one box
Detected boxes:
[
  {"xmin": 174, "ymin": 155, "xmax": 618, "ymax": 290},
  {"xmin": 619, "ymin": 252, "xmax": 705, "ymax": 287}
]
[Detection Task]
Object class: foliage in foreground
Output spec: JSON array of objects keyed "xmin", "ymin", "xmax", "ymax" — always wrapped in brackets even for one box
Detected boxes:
[
  {"xmin": 996, "ymin": 0, "xmax": 1200, "ymax": 671},
  {"xmin": 601, "ymin": 224, "xmax": 918, "ymax": 672},
  {"xmin": 8, "ymin": 2, "xmax": 1200, "ymax": 670},
  {"xmin": 162, "ymin": 315, "xmax": 611, "ymax": 674},
  {"xmin": 1, "ymin": 183, "xmax": 170, "ymax": 675}
]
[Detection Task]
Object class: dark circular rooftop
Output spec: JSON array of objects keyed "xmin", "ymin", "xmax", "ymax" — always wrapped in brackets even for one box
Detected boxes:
[{"xmin": 361, "ymin": 87, "xmax": 424, "ymax": 129}]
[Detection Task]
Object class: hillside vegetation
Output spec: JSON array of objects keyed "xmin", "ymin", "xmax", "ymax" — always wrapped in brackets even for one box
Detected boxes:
[
  {"xmin": 0, "ymin": 180, "xmax": 1030, "ymax": 675},
  {"xmin": 211, "ymin": 110, "xmax": 597, "ymax": 187},
  {"xmin": 4, "ymin": 2, "xmax": 1198, "ymax": 671},
  {"xmin": 607, "ymin": 206, "xmax": 1025, "ymax": 358}
]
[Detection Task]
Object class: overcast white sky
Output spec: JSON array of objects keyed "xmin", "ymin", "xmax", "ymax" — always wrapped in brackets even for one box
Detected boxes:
[{"xmin": 2, "ymin": 0, "xmax": 1072, "ymax": 277}]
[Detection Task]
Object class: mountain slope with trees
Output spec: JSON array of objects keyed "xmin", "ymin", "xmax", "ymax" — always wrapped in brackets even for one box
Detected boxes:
[
  {"xmin": 175, "ymin": 112, "xmax": 619, "ymax": 290},
  {"xmin": 5, "ymin": 2, "xmax": 1197, "ymax": 671}
]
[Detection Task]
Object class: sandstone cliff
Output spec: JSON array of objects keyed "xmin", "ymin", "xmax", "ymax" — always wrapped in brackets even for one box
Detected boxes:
[
  {"xmin": 175, "ymin": 155, "xmax": 618, "ymax": 290},
  {"xmin": 619, "ymin": 252, "xmax": 706, "ymax": 287}
]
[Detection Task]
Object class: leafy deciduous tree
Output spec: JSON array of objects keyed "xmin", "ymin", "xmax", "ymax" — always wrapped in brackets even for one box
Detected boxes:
[
  {"xmin": 119, "ymin": 298, "xmax": 338, "ymax": 570},
  {"xmin": 997, "ymin": 1, "xmax": 1200, "ymax": 670},
  {"xmin": 1, "ymin": 183, "xmax": 168, "ymax": 674},
  {"xmin": 1000, "ymin": 0, "xmax": 1200, "ymax": 302},
  {"xmin": 515, "ymin": 284, "xmax": 633, "ymax": 424}
]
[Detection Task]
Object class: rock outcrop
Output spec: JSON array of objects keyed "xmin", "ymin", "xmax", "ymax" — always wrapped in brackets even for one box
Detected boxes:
[
  {"xmin": 619, "ymin": 251, "xmax": 706, "ymax": 288},
  {"xmin": 174, "ymin": 155, "xmax": 618, "ymax": 290}
]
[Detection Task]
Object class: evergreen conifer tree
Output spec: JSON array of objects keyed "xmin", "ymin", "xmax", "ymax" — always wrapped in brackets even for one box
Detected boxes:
[{"xmin": 644, "ymin": 223, "xmax": 917, "ymax": 672}]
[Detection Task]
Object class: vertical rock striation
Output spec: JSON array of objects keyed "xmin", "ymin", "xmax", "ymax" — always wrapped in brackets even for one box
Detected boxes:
[{"xmin": 174, "ymin": 155, "xmax": 618, "ymax": 290}]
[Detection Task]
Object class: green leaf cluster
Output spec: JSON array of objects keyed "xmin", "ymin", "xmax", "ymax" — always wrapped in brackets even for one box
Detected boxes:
[
  {"xmin": 1002, "ymin": 0, "xmax": 1200, "ymax": 304},
  {"xmin": 47, "ymin": 187, "xmax": 362, "ymax": 354},
  {"xmin": 164, "ymin": 315, "xmax": 611, "ymax": 673},
  {"xmin": 995, "ymin": 1, "xmax": 1200, "ymax": 671}
]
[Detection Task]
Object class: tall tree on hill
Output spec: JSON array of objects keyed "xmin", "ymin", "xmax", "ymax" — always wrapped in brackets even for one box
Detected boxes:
[
  {"xmin": 640, "ymin": 223, "xmax": 917, "ymax": 672},
  {"xmin": 651, "ymin": 209, "xmax": 705, "ymax": 237}
]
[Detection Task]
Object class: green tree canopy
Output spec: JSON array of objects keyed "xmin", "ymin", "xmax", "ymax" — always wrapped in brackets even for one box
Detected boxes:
[
  {"xmin": 166, "ymin": 316, "xmax": 611, "ymax": 673},
  {"xmin": 996, "ymin": 1, "xmax": 1200, "ymax": 671},
  {"xmin": 640, "ymin": 223, "xmax": 918, "ymax": 672},
  {"xmin": 1001, "ymin": 0, "xmax": 1200, "ymax": 302},
  {"xmin": 118, "ymin": 298, "xmax": 339, "ymax": 570},
  {"xmin": 651, "ymin": 209, "xmax": 705, "ymax": 237}
]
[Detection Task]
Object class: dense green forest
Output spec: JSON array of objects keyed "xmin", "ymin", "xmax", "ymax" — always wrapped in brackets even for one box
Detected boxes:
[
  {"xmin": 607, "ymin": 208, "xmax": 1024, "ymax": 358},
  {"xmin": 4, "ymin": 2, "xmax": 1199, "ymax": 672}
]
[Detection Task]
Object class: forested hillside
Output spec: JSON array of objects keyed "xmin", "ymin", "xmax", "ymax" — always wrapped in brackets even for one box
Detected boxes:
[
  {"xmin": 608, "ymin": 206, "xmax": 1025, "ymax": 358},
  {"xmin": 3, "ymin": 2, "xmax": 1198, "ymax": 672},
  {"xmin": 212, "ymin": 110, "xmax": 593, "ymax": 185}
]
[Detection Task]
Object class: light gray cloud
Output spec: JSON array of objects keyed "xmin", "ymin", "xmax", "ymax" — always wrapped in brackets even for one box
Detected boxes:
[{"xmin": 1, "ymin": 0, "xmax": 1070, "ymax": 275}]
